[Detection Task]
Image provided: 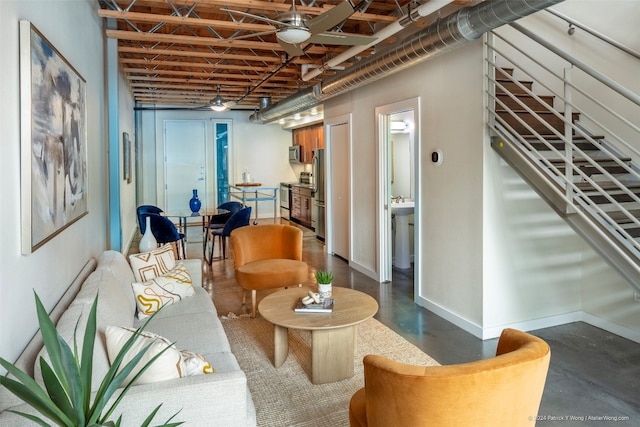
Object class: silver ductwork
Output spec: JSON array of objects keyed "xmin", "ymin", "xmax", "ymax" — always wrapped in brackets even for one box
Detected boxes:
[
  {"xmin": 259, "ymin": 97, "xmax": 272, "ymax": 109},
  {"xmin": 250, "ymin": 0, "xmax": 564, "ymax": 123}
]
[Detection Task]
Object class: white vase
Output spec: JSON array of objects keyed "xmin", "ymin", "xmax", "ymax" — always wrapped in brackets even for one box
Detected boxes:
[
  {"xmin": 318, "ymin": 283, "xmax": 332, "ymax": 301},
  {"xmin": 139, "ymin": 216, "xmax": 157, "ymax": 253}
]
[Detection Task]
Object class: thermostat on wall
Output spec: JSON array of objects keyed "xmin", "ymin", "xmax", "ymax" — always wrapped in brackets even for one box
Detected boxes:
[{"xmin": 431, "ymin": 149, "xmax": 443, "ymax": 165}]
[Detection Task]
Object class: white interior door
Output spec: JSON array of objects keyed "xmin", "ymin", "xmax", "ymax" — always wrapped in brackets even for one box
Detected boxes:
[
  {"xmin": 329, "ymin": 122, "xmax": 349, "ymax": 260},
  {"xmin": 164, "ymin": 120, "xmax": 207, "ymax": 212}
]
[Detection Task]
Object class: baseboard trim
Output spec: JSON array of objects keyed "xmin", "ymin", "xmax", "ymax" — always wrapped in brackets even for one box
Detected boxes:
[
  {"xmin": 349, "ymin": 259, "xmax": 379, "ymax": 282},
  {"xmin": 416, "ymin": 297, "xmax": 640, "ymax": 343},
  {"xmin": 581, "ymin": 312, "xmax": 640, "ymax": 344},
  {"xmin": 480, "ymin": 312, "xmax": 583, "ymax": 340},
  {"xmin": 416, "ymin": 296, "xmax": 484, "ymax": 338}
]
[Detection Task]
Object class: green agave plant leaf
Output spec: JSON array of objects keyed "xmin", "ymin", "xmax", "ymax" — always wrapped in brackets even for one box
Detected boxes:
[
  {"xmin": 314, "ymin": 270, "xmax": 334, "ymax": 284},
  {"xmin": 39, "ymin": 358, "xmax": 75, "ymax": 420},
  {"xmin": 79, "ymin": 295, "xmax": 98, "ymax": 415},
  {"xmin": 6, "ymin": 409, "xmax": 52, "ymax": 427},
  {"xmin": 0, "ymin": 291, "xmax": 183, "ymax": 427},
  {"xmin": 0, "ymin": 359, "xmax": 72, "ymax": 426},
  {"xmin": 96, "ymin": 335, "xmax": 177, "ymax": 424}
]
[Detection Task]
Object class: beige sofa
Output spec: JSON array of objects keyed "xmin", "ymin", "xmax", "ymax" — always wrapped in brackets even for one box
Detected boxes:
[{"xmin": 0, "ymin": 250, "xmax": 256, "ymax": 426}]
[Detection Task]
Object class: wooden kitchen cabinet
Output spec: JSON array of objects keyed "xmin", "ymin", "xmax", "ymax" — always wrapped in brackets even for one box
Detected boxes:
[
  {"xmin": 293, "ymin": 123, "xmax": 324, "ymax": 164},
  {"xmin": 291, "ymin": 185, "xmax": 313, "ymax": 229}
]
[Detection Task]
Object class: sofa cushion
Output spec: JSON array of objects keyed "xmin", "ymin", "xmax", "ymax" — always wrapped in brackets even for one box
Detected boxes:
[
  {"xmin": 140, "ymin": 311, "xmax": 231, "ymax": 355},
  {"xmin": 133, "ymin": 287, "xmax": 215, "ymax": 325},
  {"xmin": 105, "ymin": 326, "xmax": 214, "ymax": 385},
  {"xmin": 132, "ymin": 262, "xmax": 195, "ymax": 319},
  {"xmin": 129, "ymin": 244, "xmax": 176, "ymax": 282}
]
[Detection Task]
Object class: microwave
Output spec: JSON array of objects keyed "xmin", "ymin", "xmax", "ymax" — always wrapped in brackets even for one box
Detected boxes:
[{"xmin": 288, "ymin": 145, "xmax": 302, "ymax": 163}]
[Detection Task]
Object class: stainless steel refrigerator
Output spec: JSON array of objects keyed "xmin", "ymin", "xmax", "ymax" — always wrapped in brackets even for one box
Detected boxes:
[{"xmin": 312, "ymin": 149, "xmax": 326, "ymax": 240}]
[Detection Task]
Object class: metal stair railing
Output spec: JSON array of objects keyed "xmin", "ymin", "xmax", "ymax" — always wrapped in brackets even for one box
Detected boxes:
[{"xmin": 484, "ymin": 12, "xmax": 640, "ymax": 283}]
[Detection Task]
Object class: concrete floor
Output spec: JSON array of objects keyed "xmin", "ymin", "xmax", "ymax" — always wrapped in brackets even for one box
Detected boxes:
[{"xmin": 148, "ymin": 220, "xmax": 640, "ymax": 426}]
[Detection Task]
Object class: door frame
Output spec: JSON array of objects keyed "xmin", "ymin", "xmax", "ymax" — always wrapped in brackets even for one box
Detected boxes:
[
  {"xmin": 375, "ymin": 98, "xmax": 421, "ymax": 293},
  {"xmin": 324, "ymin": 113, "xmax": 352, "ymax": 260}
]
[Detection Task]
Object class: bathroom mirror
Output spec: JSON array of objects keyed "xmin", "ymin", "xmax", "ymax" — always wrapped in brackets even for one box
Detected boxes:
[{"xmin": 389, "ymin": 111, "xmax": 414, "ymax": 200}]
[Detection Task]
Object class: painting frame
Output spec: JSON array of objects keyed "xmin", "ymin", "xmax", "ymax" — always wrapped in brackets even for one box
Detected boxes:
[
  {"xmin": 20, "ymin": 21, "xmax": 88, "ymax": 254},
  {"xmin": 123, "ymin": 132, "xmax": 132, "ymax": 184}
]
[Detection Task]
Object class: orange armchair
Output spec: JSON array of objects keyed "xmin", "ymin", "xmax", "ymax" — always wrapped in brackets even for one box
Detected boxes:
[
  {"xmin": 349, "ymin": 328, "xmax": 551, "ymax": 427},
  {"xmin": 230, "ymin": 224, "xmax": 308, "ymax": 317}
]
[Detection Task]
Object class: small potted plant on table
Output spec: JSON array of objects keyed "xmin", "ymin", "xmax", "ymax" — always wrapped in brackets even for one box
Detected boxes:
[{"xmin": 315, "ymin": 270, "xmax": 333, "ymax": 301}]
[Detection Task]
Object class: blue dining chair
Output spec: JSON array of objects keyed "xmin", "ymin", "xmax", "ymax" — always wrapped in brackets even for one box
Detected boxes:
[
  {"xmin": 203, "ymin": 202, "xmax": 243, "ymax": 258},
  {"xmin": 137, "ymin": 205, "xmax": 163, "ymax": 233},
  {"xmin": 207, "ymin": 207, "xmax": 251, "ymax": 264},
  {"xmin": 145, "ymin": 213, "xmax": 186, "ymax": 259}
]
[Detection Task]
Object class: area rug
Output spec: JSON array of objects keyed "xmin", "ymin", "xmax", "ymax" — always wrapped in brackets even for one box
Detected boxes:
[{"xmin": 221, "ymin": 314, "xmax": 440, "ymax": 427}]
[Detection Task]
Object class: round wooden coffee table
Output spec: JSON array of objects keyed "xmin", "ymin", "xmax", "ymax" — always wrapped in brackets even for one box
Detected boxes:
[{"xmin": 258, "ymin": 286, "xmax": 378, "ymax": 384}]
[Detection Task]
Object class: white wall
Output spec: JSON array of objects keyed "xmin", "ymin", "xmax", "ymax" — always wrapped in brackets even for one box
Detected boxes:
[
  {"xmin": 325, "ymin": 42, "xmax": 486, "ymax": 327},
  {"xmin": 0, "ymin": 0, "xmax": 108, "ymax": 365},
  {"xmin": 119, "ymin": 73, "xmax": 137, "ymax": 251},
  {"xmin": 137, "ymin": 109, "xmax": 295, "ymax": 221},
  {"xmin": 324, "ymin": 0, "xmax": 640, "ymax": 340}
]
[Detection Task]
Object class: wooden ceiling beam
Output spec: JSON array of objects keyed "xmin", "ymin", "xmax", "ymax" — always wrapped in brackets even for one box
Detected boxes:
[
  {"xmin": 117, "ymin": 45, "xmax": 360, "ymax": 65},
  {"xmin": 119, "ymin": 58, "xmax": 300, "ymax": 74},
  {"xmin": 98, "ymin": 9, "xmax": 273, "ymax": 33},
  {"xmin": 102, "ymin": 0, "xmax": 398, "ymax": 24},
  {"xmin": 127, "ymin": 80, "xmax": 305, "ymax": 91},
  {"xmin": 106, "ymin": 29, "xmax": 335, "ymax": 55},
  {"xmin": 121, "ymin": 67, "xmax": 304, "ymax": 83}
]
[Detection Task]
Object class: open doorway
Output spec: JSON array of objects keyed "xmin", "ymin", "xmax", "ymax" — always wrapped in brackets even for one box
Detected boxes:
[{"xmin": 376, "ymin": 98, "xmax": 420, "ymax": 300}]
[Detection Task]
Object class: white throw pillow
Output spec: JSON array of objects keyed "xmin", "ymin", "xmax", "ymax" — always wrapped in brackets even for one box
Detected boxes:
[
  {"xmin": 131, "ymin": 262, "xmax": 194, "ymax": 319},
  {"xmin": 105, "ymin": 326, "xmax": 181, "ymax": 385},
  {"xmin": 128, "ymin": 244, "xmax": 176, "ymax": 282}
]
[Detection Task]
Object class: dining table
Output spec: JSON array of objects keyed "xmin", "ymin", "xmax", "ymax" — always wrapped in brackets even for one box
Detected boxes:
[{"xmin": 162, "ymin": 207, "xmax": 230, "ymax": 240}]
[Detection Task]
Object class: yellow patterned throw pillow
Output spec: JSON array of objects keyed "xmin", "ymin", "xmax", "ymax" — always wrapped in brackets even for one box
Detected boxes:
[
  {"xmin": 132, "ymin": 262, "xmax": 194, "ymax": 319},
  {"xmin": 105, "ymin": 326, "xmax": 214, "ymax": 386},
  {"xmin": 129, "ymin": 244, "xmax": 176, "ymax": 282},
  {"xmin": 180, "ymin": 350, "xmax": 215, "ymax": 375}
]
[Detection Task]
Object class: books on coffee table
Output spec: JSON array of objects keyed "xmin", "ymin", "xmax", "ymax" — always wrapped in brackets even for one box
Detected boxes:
[{"xmin": 294, "ymin": 297, "xmax": 334, "ymax": 313}]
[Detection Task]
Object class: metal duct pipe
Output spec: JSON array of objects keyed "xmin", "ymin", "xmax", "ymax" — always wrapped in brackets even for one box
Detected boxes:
[
  {"xmin": 250, "ymin": 0, "xmax": 564, "ymax": 123},
  {"xmin": 250, "ymin": 85, "xmax": 323, "ymax": 124},
  {"xmin": 259, "ymin": 97, "xmax": 272, "ymax": 109}
]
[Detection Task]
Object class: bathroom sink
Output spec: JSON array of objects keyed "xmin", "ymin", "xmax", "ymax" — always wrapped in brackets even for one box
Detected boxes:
[{"xmin": 391, "ymin": 201, "xmax": 414, "ymax": 216}]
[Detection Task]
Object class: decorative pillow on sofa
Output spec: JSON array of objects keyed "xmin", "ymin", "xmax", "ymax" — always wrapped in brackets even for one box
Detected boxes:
[
  {"xmin": 131, "ymin": 262, "xmax": 194, "ymax": 319},
  {"xmin": 105, "ymin": 326, "xmax": 214, "ymax": 386},
  {"xmin": 129, "ymin": 244, "xmax": 176, "ymax": 282},
  {"xmin": 180, "ymin": 350, "xmax": 215, "ymax": 376},
  {"xmin": 105, "ymin": 326, "xmax": 181, "ymax": 385}
]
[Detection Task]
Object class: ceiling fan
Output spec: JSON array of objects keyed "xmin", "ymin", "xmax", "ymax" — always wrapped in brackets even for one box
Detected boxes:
[{"xmin": 222, "ymin": 0, "xmax": 377, "ymax": 57}]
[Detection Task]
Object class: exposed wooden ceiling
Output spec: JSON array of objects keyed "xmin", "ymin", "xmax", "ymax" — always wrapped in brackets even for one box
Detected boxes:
[{"xmin": 97, "ymin": 0, "xmax": 472, "ymax": 111}]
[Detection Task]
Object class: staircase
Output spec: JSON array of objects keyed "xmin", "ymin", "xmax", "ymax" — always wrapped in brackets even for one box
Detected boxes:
[{"xmin": 485, "ymin": 23, "xmax": 640, "ymax": 292}]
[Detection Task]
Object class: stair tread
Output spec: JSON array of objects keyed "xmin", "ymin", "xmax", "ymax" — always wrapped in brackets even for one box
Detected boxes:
[
  {"xmin": 547, "ymin": 157, "xmax": 632, "ymax": 163},
  {"xmin": 618, "ymin": 227, "xmax": 640, "ymax": 238},
  {"xmin": 576, "ymin": 181, "xmax": 640, "ymax": 190},
  {"xmin": 602, "ymin": 210, "xmax": 640, "ymax": 223},
  {"xmin": 524, "ymin": 137, "xmax": 605, "ymax": 143}
]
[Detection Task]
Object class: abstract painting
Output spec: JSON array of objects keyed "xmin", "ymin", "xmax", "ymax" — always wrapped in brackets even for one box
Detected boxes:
[{"xmin": 20, "ymin": 21, "xmax": 88, "ymax": 254}]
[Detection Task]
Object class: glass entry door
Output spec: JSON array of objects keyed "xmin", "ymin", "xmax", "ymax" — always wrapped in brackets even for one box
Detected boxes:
[{"xmin": 215, "ymin": 122, "xmax": 230, "ymax": 205}]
